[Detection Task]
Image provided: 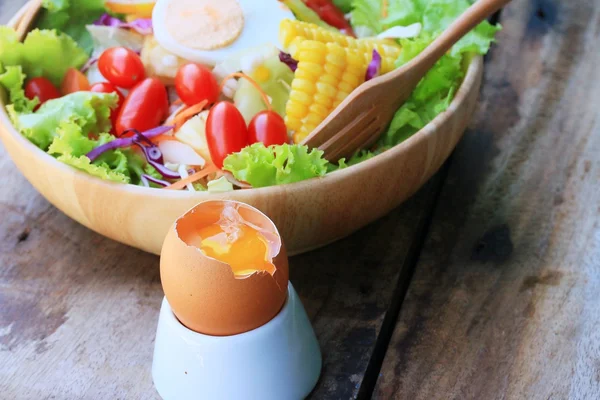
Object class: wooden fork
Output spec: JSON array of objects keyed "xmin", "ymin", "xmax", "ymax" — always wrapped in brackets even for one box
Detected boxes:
[{"xmin": 301, "ymin": 0, "xmax": 511, "ymax": 161}]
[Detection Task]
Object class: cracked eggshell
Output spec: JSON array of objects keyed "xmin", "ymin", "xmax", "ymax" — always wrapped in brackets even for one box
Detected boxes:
[{"xmin": 160, "ymin": 200, "xmax": 289, "ymax": 336}]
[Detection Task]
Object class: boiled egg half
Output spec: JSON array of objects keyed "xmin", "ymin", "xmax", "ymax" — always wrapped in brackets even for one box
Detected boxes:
[{"xmin": 152, "ymin": 0, "xmax": 295, "ymax": 66}]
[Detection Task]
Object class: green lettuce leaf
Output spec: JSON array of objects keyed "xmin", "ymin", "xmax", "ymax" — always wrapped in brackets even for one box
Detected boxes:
[
  {"xmin": 351, "ymin": 0, "xmax": 383, "ymax": 34},
  {"xmin": 46, "ymin": 121, "xmax": 160, "ymax": 185},
  {"xmin": 57, "ymin": 153, "xmax": 129, "ymax": 183},
  {"xmin": 0, "ymin": 64, "xmax": 38, "ymax": 113},
  {"xmin": 333, "ymin": 0, "xmax": 353, "ymax": 13},
  {"xmin": 375, "ymin": 0, "xmax": 499, "ymax": 147},
  {"xmin": 223, "ymin": 143, "xmax": 328, "ymax": 188},
  {"xmin": 10, "ymin": 91, "xmax": 117, "ymax": 150},
  {"xmin": 36, "ymin": 0, "xmax": 108, "ymax": 54},
  {"xmin": 0, "ymin": 27, "xmax": 88, "ymax": 86}
]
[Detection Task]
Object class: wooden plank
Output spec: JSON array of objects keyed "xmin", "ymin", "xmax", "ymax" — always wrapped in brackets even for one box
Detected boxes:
[
  {"xmin": 0, "ymin": 4, "xmax": 447, "ymax": 398},
  {"xmin": 374, "ymin": 0, "xmax": 600, "ymax": 398},
  {"xmin": 0, "ymin": 153, "xmax": 443, "ymax": 398}
]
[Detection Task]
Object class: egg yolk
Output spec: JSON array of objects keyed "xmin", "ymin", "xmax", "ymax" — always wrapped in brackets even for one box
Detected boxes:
[{"xmin": 197, "ymin": 223, "xmax": 275, "ymax": 277}]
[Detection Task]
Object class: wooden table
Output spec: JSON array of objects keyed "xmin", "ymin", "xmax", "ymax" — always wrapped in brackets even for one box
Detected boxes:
[{"xmin": 1, "ymin": 0, "xmax": 599, "ymax": 398}]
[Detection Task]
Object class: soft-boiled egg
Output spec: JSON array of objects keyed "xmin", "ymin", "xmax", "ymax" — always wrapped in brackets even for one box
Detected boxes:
[
  {"xmin": 160, "ymin": 200, "xmax": 289, "ymax": 336},
  {"xmin": 152, "ymin": 0, "xmax": 295, "ymax": 66}
]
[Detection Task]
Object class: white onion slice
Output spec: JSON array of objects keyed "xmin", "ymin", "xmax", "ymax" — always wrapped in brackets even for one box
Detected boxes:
[{"xmin": 158, "ymin": 140, "xmax": 206, "ymax": 167}]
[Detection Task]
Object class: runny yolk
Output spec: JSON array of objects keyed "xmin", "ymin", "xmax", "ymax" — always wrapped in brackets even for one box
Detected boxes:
[{"xmin": 197, "ymin": 223, "xmax": 274, "ymax": 277}]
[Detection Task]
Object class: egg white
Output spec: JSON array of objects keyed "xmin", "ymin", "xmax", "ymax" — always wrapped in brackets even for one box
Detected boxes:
[{"xmin": 152, "ymin": 0, "xmax": 295, "ymax": 66}]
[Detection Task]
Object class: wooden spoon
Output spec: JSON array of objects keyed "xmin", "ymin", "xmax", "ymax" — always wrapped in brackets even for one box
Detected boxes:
[{"xmin": 301, "ymin": 0, "xmax": 511, "ymax": 161}]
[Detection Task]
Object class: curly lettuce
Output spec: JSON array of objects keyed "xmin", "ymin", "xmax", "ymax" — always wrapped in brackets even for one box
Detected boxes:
[
  {"xmin": 9, "ymin": 91, "xmax": 117, "ymax": 149},
  {"xmin": 0, "ymin": 64, "xmax": 38, "ymax": 113},
  {"xmin": 0, "ymin": 27, "xmax": 88, "ymax": 86},
  {"xmin": 223, "ymin": 143, "xmax": 328, "ymax": 188},
  {"xmin": 36, "ymin": 0, "xmax": 108, "ymax": 54}
]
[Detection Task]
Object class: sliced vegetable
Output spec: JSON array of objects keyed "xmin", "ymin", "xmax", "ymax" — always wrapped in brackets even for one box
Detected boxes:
[
  {"xmin": 24, "ymin": 77, "xmax": 58, "ymax": 110},
  {"xmin": 278, "ymin": 52, "xmax": 298, "ymax": 72},
  {"xmin": 205, "ymin": 101, "xmax": 249, "ymax": 169},
  {"xmin": 175, "ymin": 63, "xmax": 219, "ymax": 106},
  {"xmin": 174, "ymin": 111, "xmax": 212, "ymax": 162},
  {"xmin": 141, "ymin": 174, "xmax": 170, "ymax": 188},
  {"xmin": 61, "ymin": 68, "xmax": 91, "ymax": 95},
  {"xmin": 0, "ymin": 27, "xmax": 88, "ymax": 87},
  {"xmin": 115, "ymin": 77, "xmax": 169, "ymax": 135},
  {"xmin": 93, "ymin": 14, "xmax": 153, "ymax": 35},
  {"xmin": 223, "ymin": 143, "xmax": 328, "ymax": 188},
  {"xmin": 158, "ymin": 140, "xmax": 206, "ymax": 167},
  {"xmin": 173, "ymin": 100, "xmax": 209, "ymax": 131},
  {"xmin": 207, "ymin": 176, "xmax": 234, "ymax": 193},
  {"xmin": 248, "ymin": 111, "xmax": 288, "ymax": 147},
  {"xmin": 165, "ymin": 164, "xmax": 218, "ymax": 191},
  {"xmin": 364, "ymin": 49, "xmax": 382, "ymax": 81},
  {"xmin": 98, "ymin": 47, "xmax": 145, "ymax": 88},
  {"xmin": 86, "ymin": 125, "xmax": 173, "ymax": 161}
]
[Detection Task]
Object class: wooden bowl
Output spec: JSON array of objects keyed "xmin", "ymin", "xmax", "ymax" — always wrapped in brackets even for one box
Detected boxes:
[{"xmin": 0, "ymin": 1, "xmax": 483, "ymax": 256}]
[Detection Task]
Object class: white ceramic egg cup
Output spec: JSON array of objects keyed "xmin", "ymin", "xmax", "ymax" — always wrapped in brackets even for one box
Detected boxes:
[{"xmin": 152, "ymin": 283, "xmax": 322, "ymax": 400}]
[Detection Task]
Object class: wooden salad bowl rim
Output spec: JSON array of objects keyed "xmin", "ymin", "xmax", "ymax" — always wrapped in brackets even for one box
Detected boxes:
[{"xmin": 0, "ymin": 1, "xmax": 484, "ymax": 256}]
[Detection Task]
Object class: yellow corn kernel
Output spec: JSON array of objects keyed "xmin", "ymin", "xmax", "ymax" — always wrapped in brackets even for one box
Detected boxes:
[
  {"xmin": 285, "ymin": 39, "xmax": 369, "ymax": 143},
  {"xmin": 291, "ymin": 78, "xmax": 316, "ymax": 95},
  {"xmin": 313, "ymin": 92, "xmax": 333, "ymax": 108},
  {"xmin": 289, "ymin": 90, "xmax": 312, "ymax": 107},
  {"xmin": 280, "ymin": 19, "xmax": 401, "ymax": 74}
]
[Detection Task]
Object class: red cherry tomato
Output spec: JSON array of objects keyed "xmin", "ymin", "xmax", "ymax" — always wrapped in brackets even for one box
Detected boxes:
[
  {"xmin": 61, "ymin": 68, "xmax": 90, "ymax": 95},
  {"xmin": 24, "ymin": 77, "xmax": 60, "ymax": 109},
  {"xmin": 98, "ymin": 47, "xmax": 146, "ymax": 89},
  {"xmin": 206, "ymin": 101, "xmax": 249, "ymax": 168},
  {"xmin": 175, "ymin": 63, "xmax": 220, "ymax": 106},
  {"xmin": 303, "ymin": 0, "xmax": 355, "ymax": 36},
  {"xmin": 115, "ymin": 78, "xmax": 169, "ymax": 136},
  {"xmin": 90, "ymin": 82, "xmax": 126, "ymax": 134},
  {"xmin": 248, "ymin": 111, "xmax": 288, "ymax": 146}
]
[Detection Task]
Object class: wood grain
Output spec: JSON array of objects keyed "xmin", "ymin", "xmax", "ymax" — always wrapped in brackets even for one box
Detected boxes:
[{"xmin": 374, "ymin": 0, "xmax": 600, "ymax": 398}]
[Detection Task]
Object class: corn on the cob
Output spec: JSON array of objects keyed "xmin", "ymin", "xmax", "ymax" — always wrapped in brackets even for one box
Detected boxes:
[
  {"xmin": 285, "ymin": 40, "xmax": 369, "ymax": 143},
  {"xmin": 280, "ymin": 19, "xmax": 401, "ymax": 74}
]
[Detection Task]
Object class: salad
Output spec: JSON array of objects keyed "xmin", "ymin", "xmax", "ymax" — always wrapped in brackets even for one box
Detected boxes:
[{"xmin": 0, "ymin": 0, "xmax": 499, "ymax": 191}]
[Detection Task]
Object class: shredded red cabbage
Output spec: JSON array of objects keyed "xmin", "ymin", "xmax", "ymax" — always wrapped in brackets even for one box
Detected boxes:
[
  {"xmin": 93, "ymin": 13, "xmax": 153, "ymax": 35},
  {"xmin": 86, "ymin": 126, "xmax": 173, "ymax": 162},
  {"xmin": 365, "ymin": 49, "xmax": 382, "ymax": 81},
  {"xmin": 279, "ymin": 52, "xmax": 298, "ymax": 72},
  {"xmin": 141, "ymin": 174, "xmax": 170, "ymax": 188},
  {"xmin": 81, "ymin": 57, "xmax": 98, "ymax": 73}
]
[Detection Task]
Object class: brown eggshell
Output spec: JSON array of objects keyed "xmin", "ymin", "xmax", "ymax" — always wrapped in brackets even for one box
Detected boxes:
[{"xmin": 160, "ymin": 200, "xmax": 289, "ymax": 336}]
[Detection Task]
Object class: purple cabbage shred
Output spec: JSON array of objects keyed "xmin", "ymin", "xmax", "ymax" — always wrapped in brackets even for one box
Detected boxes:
[
  {"xmin": 279, "ymin": 52, "xmax": 298, "ymax": 72},
  {"xmin": 365, "ymin": 49, "xmax": 382, "ymax": 81},
  {"xmin": 93, "ymin": 13, "xmax": 153, "ymax": 35}
]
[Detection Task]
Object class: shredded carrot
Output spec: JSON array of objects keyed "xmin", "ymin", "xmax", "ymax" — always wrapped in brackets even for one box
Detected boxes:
[
  {"xmin": 164, "ymin": 164, "xmax": 218, "ymax": 191},
  {"xmin": 172, "ymin": 99, "xmax": 183, "ymax": 106},
  {"xmin": 151, "ymin": 134, "xmax": 178, "ymax": 145},
  {"xmin": 173, "ymin": 100, "xmax": 208, "ymax": 131},
  {"xmin": 219, "ymin": 72, "xmax": 272, "ymax": 112},
  {"xmin": 382, "ymin": 0, "xmax": 388, "ymax": 18}
]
